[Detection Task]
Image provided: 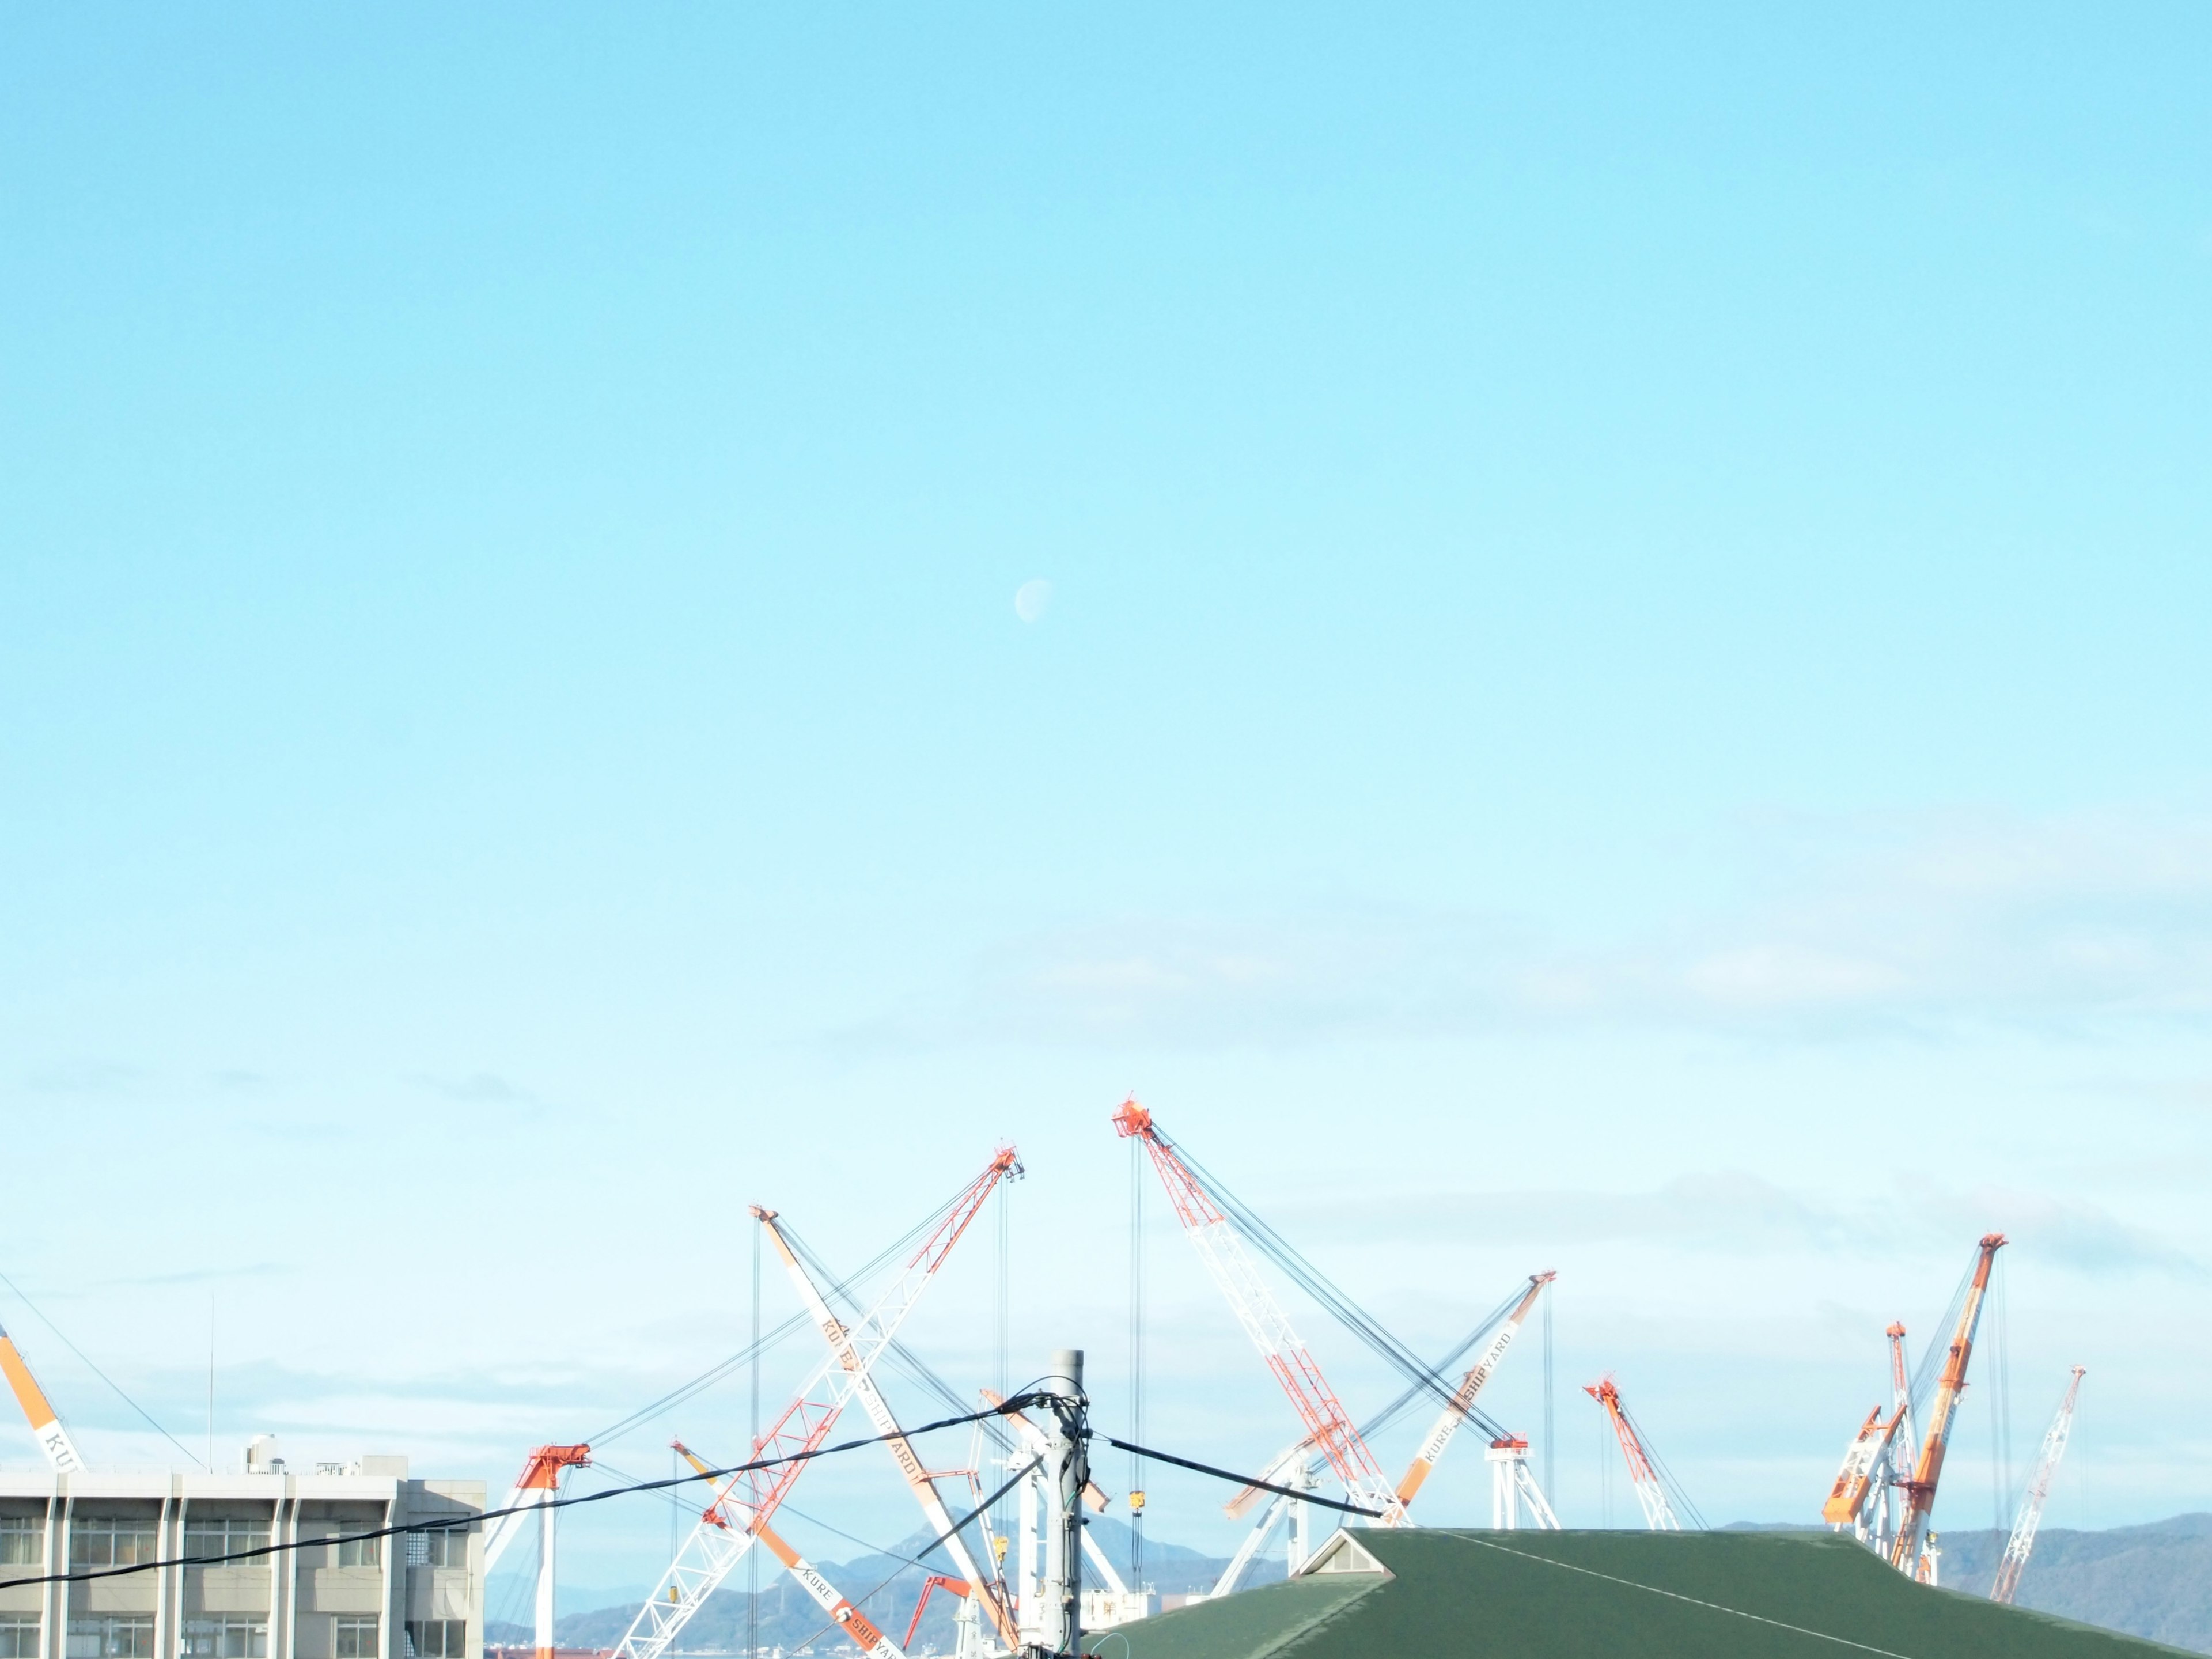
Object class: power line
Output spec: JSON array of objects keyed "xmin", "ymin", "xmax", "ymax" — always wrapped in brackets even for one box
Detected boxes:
[
  {"xmin": 9, "ymin": 1397, "xmax": 1048, "ymax": 1590},
  {"xmin": 0, "ymin": 1271, "xmax": 207, "ymax": 1471}
]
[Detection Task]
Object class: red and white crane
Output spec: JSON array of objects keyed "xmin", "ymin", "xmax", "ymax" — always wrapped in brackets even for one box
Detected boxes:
[
  {"xmin": 672, "ymin": 1441, "xmax": 907, "ymax": 1659},
  {"xmin": 1113, "ymin": 1100, "xmax": 1402, "ymax": 1535},
  {"xmin": 1889, "ymin": 1233, "xmax": 2006, "ymax": 1584},
  {"xmin": 483, "ymin": 1444, "xmax": 592, "ymax": 1659},
  {"xmin": 0, "ymin": 1324, "xmax": 86, "ymax": 1474},
  {"xmin": 1990, "ymin": 1367, "xmax": 2086, "ymax": 1607},
  {"xmin": 1586, "ymin": 1378, "xmax": 1680, "ymax": 1531},
  {"xmin": 609, "ymin": 1148, "xmax": 1021, "ymax": 1659},
  {"xmin": 760, "ymin": 1200, "xmax": 1025, "ymax": 1653}
]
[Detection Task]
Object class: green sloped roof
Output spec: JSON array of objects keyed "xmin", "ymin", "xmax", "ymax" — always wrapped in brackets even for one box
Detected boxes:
[{"xmin": 1081, "ymin": 1528, "xmax": 2199, "ymax": 1659}]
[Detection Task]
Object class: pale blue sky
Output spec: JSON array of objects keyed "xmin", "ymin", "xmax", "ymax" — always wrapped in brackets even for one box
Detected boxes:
[{"xmin": 5, "ymin": 1, "xmax": 2211, "ymax": 1605}]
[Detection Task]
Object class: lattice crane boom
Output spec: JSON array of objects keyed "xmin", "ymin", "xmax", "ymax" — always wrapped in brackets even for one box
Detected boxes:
[
  {"xmin": 609, "ymin": 1149, "xmax": 1021, "ymax": 1659},
  {"xmin": 1888, "ymin": 1233, "xmax": 2006, "ymax": 1581},
  {"xmin": 1586, "ymin": 1378, "xmax": 1680, "ymax": 1532},
  {"xmin": 1112, "ymin": 1099, "xmax": 1402, "ymax": 1522},
  {"xmin": 673, "ymin": 1441, "xmax": 907, "ymax": 1659},
  {"xmin": 762, "ymin": 1201, "xmax": 1025, "ymax": 1652},
  {"xmin": 1990, "ymin": 1368, "xmax": 2086, "ymax": 1606},
  {"xmin": 1395, "ymin": 1272, "xmax": 1554, "ymax": 1510}
]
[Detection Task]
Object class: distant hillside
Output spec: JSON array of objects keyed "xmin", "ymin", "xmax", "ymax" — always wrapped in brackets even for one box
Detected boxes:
[
  {"xmin": 1927, "ymin": 1514, "xmax": 2212, "ymax": 1654},
  {"xmin": 503, "ymin": 1520, "xmax": 1271, "ymax": 1656}
]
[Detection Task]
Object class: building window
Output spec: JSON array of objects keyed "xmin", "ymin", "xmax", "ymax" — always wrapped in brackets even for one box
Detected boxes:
[
  {"xmin": 0, "ymin": 1517, "xmax": 41, "ymax": 1566},
  {"xmin": 185, "ymin": 1519, "xmax": 272, "ymax": 1562},
  {"xmin": 66, "ymin": 1618, "xmax": 153, "ymax": 1659},
  {"xmin": 331, "ymin": 1528, "xmax": 379, "ymax": 1569},
  {"xmin": 405, "ymin": 1622, "xmax": 465, "ymax": 1659},
  {"xmin": 69, "ymin": 1518, "xmax": 157, "ymax": 1568},
  {"xmin": 183, "ymin": 1622, "xmax": 268, "ymax": 1659},
  {"xmin": 0, "ymin": 1616, "xmax": 41, "ymax": 1659},
  {"xmin": 409, "ymin": 1529, "xmax": 467, "ymax": 1570},
  {"xmin": 334, "ymin": 1618, "xmax": 379, "ymax": 1659}
]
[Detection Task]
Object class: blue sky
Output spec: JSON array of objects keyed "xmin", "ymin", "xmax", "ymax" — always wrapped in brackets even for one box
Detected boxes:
[{"xmin": 5, "ymin": 0, "xmax": 2211, "ymax": 1609}]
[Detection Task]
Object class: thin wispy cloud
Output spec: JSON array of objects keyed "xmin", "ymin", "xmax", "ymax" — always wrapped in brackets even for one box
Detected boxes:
[{"xmin": 856, "ymin": 808, "xmax": 2212, "ymax": 1050}]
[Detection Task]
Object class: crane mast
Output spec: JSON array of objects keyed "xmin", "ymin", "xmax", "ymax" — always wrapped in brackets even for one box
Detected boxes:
[
  {"xmin": 0, "ymin": 1324, "xmax": 86, "ymax": 1474},
  {"xmin": 1112, "ymin": 1099, "xmax": 1402, "ymax": 1524},
  {"xmin": 1990, "ymin": 1368, "xmax": 2086, "ymax": 1606},
  {"xmin": 609, "ymin": 1149, "xmax": 1021, "ymax": 1659},
  {"xmin": 1888, "ymin": 1232, "xmax": 2006, "ymax": 1583},
  {"xmin": 1393, "ymin": 1272, "xmax": 1553, "ymax": 1509},
  {"xmin": 1586, "ymin": 1378, "xmax": 1680, "ymax": 1531},
  {"xmin": 761, "ymin": 1205, "xmax": 1024, "ymax": 1652}
]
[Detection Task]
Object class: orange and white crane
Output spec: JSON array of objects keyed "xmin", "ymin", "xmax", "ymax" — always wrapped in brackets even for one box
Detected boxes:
[
  {"xmin": 609, "ymin": 1149, "xmax": 1021, "ymax": 1659},
  {"xmin": 1820, "ymin": 1321, "xmax": 1919, "ymax": 1550},
  {"xmin": 1990, "ymin": 1367, "xmax": 2086, "ymax": 1606},
  {"xmin": 1395, "ymin": 1273, "xmax": 1555, "ymax": 1513},
  {"xmin": 1586, "ymin": 1378, "xmax": 1680, "ymax": 1531},
  {"xmin": 482, "ymin": 1445, "xmax": 592, "ymax": 1659},
  {"xmin": 1113, "ymin": 1100, "xmax": 1403, "ymax": 1539},
  {"xmin": 672, "ymin": 1441, "xmax": 907, "ymax": 1659},
  {"xmin": 1889, "ymin": 1233, "xmax": 2006, "ymax": 1584},
  {"xmin": 760, "ymin": 1201, "xmax": 1024, "ymax": 1653},
  {"xmin": 0, "ymin": 1324, "xmax": 86, "ymax": 1474}
]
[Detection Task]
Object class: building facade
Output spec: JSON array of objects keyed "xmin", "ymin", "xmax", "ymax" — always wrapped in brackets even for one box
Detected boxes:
[{"xmin": 0, "ymin": 1453, "xmax": 484, "ymax": 1659}]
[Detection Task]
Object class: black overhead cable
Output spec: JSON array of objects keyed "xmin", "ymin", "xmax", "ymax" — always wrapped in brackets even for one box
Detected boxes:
[{"xmin": 12, "ymin": 1397, "xmax": 1051, "ymax": 1590}]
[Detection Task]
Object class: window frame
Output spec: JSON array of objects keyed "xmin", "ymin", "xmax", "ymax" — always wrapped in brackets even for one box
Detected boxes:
[
  {"xmin": 0, "ymin": 1516, "xmax": 42, "ymax": 1567},
  {"xmin": 334, "ymin": 1616, "xmax": 380, "ymax": 1659}
]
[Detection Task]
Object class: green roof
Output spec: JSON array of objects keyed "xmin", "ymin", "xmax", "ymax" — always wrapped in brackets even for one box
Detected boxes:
[{"xmin": 1080, "ymin": 1528, "xmax": 2198, "ymax": 1659}]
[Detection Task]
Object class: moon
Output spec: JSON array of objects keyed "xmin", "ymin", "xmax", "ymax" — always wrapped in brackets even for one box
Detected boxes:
[{"xmin": 1014, "ymin": 578, "xmax": 1053, "ymax": 623}]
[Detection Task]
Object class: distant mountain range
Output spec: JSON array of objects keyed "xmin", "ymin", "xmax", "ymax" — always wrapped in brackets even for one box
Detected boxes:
[
  {"xmin": 493, "ymin": 1518, "xmax": 1275, "ymax": 1656},
  {"xmin": 1925, "ymin": 1513, "xmax": 2212, "ymax": 1654},
  {"xmin": 496, "ymin": 1515, "xmax": 2212, "ymax": 1657}
]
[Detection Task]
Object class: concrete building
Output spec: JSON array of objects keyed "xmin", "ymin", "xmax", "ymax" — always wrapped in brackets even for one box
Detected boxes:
[{"xmin": 0, "ymin": 1444, "xmax": 484, "ymax": 1659}]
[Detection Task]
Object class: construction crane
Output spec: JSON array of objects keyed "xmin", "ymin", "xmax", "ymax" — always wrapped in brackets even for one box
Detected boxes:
[
  {"xmin": 982, "ymin": 1389, "xmax": 1146, "ymax": 1639},
  {"xmin": 1889, "ymin": 1233, "xmax": 2006, "ymax": 1583},
  {"xmin": 1112, "ymin": 1099, "xmax": 1403, "ymax": 1548},
  {"xmin": 673, "ymin": 1441, "xmax": 908, "ymax": 1659},
  {"xmin": 1586, "ymin": 1378, "xmax": 1685, "ymax": 1531},
  {"xmin": 609, "ymin": 1148, "xmax": 1021, "ymax": 1659},
  {"xmin": 1394, "ymin": 1273, "xmax": 1555, "ymax": 1512},
  {"xmin": 1820, "ymin": 1321, "xmax": 1920, "ymax": 1551},
  {"xmin": 760, "ymin": 1204, "xmax": 1024, "ymax": 1653},
  {"xmin": 1990, "ymin": 1368, "xmax": 2086, "ymax": 1606},
  {"xmin": 482, "ymin": 1444, "xmax": 592, "ymax": 1659},
  {"xmin": 0, "ymin": 1324, "xmax": 86, "ymax": 1474}
]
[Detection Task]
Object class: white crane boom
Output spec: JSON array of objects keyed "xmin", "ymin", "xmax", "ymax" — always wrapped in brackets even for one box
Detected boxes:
[
  {"xmin": 1990, "ymin": 1368, "xmax": 2086, "ymax": 1606},
  {"xmin": 762, "ymin": 1209, "xmax": 1024, "ymax": 1652},
  {"xmin": 608, "ymin": 1150, "xmax": 1021, "ymax": 1659},
  {"xmin": 1394, "ymin": 1272, "xmax": 1554, "ymax": 1510},
  {"xmin": 0, "ymin": 1324, "xmax": 86, "ymax": 1474}
]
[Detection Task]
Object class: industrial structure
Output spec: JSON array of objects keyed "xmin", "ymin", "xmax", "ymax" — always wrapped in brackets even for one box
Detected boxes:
[
  {"xmin": 0, "ymin": 1321, "xmax": 487, "ymax": 1659},
  {"xmin": 0, "ymin": 1109, "xmax": 2092, "ymax": 1659},
  {"xmin": 1820, "ymin": 1234, "xmax": 2037, "ymax": 1588},
  {"xmin": 1992, "ymin": 1368, "xmax": 2088, "ymax": 1607}
]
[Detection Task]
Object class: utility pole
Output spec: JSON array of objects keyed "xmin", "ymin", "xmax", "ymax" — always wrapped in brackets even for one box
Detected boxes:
[{"xmin": 1038, "ymin": 1349, "xmax": 1087, "ymax": 1659}]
